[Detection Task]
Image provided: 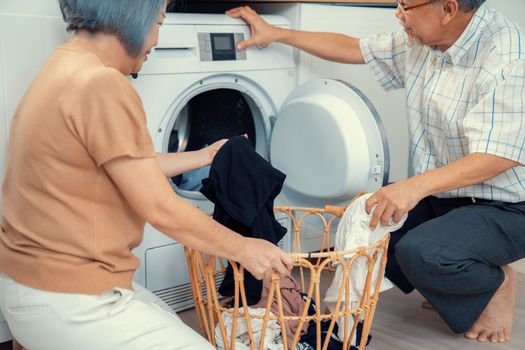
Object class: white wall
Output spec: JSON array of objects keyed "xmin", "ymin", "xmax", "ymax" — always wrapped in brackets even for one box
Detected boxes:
[
  {"xmin": 0, "ymin": 0, "xmax": 62, "ymax": 16},
  {"xmin": 486, "ymin": 0, "xmax": 525, "ymax": 27},
  {"xmin": 484, "ymin": 0, "xmax": 525, "ymax": 274},
  {"xmin": 0, "ymin": 1, "xmax": 66, "ymax": 213}
]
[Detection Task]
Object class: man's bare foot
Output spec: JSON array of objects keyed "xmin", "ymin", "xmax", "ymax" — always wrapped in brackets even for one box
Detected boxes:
[
  {"xmin": 464, "ymin": 265, "xmax": 517, "ymax": 343},
  {"xmin": 421, "ymin": 300, "xmax": 434, "ymax": 310}
]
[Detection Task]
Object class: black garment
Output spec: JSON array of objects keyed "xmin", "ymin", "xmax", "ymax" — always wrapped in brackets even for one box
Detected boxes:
[
  {"xmin": 298, "ymin": 293, "xmax": 372, "ymax": 350},
  {"xmin": 200, "ymin": 136, "xmax": 287, "ymax": 305}
]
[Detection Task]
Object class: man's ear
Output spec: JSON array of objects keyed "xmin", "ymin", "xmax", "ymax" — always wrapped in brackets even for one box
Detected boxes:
[{"xmin": 441, "ymin": 0, "xmax": 460, "ymax": 26}]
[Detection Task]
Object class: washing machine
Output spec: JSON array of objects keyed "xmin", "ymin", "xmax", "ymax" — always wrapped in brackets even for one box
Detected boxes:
[{"xmin": 131, "ymin": 13, "xmax": 389, "ymax": 312}]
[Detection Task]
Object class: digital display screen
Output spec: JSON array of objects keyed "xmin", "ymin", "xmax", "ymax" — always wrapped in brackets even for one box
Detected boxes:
[
  {"xmin": 212, "ymin": 35, "xmax": 233, "ymax": 50},
  {"xmin": 210, "ymin": 33, "xmax": 236, "ymax": 61}
]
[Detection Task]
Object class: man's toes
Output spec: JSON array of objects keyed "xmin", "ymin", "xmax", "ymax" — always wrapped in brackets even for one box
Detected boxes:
[
  {"xmin": 504, "ymin": 329, "xmax": 512, "ymax": 341},
  {"xmin": 489, "ymin": 332, "xmax": 500, "ymax": 343},
  {"xmin": 421, "ymin": 300, "xmax": 433, "ymax": 309},
  {"xmin": 495, "ymin": 330, "xmax": 507, "ymax": 343},
  {"xmin": 464, "ymin": 331, "xmax": 479, "ymax": 340},
  {"xmin": 477, "ymin": 330, "xmax": 491, "ymax": 343},
  {"xmin": 464, "ymin": 327, "xmax": 482, "ymax": 340}
]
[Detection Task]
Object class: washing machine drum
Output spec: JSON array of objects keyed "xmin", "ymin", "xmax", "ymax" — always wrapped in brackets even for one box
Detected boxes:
[{"xmin": 270, "ymin": 79, "xmax": 389, "ymax": 208}]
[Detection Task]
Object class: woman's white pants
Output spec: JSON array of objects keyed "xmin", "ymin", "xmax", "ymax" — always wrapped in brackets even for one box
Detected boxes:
[{"xmin": 0, "ymin": 274, "xmax": 214, "ymax": 349}]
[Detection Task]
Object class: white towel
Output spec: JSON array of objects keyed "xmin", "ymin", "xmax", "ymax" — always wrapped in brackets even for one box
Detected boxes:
[
  {"xmin": 215, "ymin": 307, "xmax": 282, "ymax": 350},
  {"xmin": 323, "ymin": 193, "xmax": 407, "ymax": 343}
]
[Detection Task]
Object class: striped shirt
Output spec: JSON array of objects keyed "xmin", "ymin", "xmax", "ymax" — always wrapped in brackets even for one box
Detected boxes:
[{"xmin": 360, "ymin": 5, "xmax": 525, "ymax": 202}]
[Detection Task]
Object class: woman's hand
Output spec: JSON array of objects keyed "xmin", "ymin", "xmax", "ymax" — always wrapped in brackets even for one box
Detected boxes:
[
  {"xmin": 226, "ymin": 6, "xmax": 281, "ymax": 50},
  {"xmin": 238, "ymin": 237, "xmax": 293, "ymax": 280},
  {"xmin": 204, "ymin": 139, "xmax": 228, "ymax": 165}
]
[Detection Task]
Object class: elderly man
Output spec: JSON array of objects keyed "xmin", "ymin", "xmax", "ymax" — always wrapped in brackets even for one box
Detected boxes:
[{"xmin": 227, "ymin": 0, "xmax": 525, "ymax": 344}]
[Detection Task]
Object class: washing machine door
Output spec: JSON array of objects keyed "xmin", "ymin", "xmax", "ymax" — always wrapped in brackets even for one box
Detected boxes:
[{"xmin": 270, "ymin": 78, "xmax": 389, "ymax": 208}]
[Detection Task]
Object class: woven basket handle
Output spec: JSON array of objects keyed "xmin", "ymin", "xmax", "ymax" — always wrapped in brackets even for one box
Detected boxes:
[{"xmin": 323, "ymin": 191, "xmax": 369, "ymax": 217}]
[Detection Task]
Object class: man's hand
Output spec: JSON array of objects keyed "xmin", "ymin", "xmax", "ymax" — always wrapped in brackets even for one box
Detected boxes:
[
  {"xmin": 226, "ymin": 6, "xmax": 280, "ymax": 50},
  {"xmin": 365, "ymin": 179, "xmax": 424, "ymax": 230},
  {"xmin": 364, "ymin": 153, "xmax": 520, "ymax": 230},
  {"xmin": 238, "ymin": 237, "xmax": 293, "ymax": 280}
]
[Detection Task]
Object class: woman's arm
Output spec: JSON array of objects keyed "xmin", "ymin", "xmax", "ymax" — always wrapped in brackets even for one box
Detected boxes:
[
  {"xmin": 104, "ymin": 154, "xmax": 292, "ymax": 279},
  {"xmin": 156, "ymin": 139, "xmax": 227, "ymax": 177}
]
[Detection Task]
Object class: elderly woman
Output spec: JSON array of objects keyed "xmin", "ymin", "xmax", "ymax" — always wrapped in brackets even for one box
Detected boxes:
[{"xmin": 0, "ymin": 0, "xmax": 292, "ymax": 349}]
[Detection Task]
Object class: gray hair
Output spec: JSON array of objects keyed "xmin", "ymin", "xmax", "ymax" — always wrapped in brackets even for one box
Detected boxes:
[
  {"xmin": 58, "ymin": 0, "xmax": 167, "ymax": 57},
  {"xmin": 432, "ymin": 0, "xmax": 486, "ymax": 12}
]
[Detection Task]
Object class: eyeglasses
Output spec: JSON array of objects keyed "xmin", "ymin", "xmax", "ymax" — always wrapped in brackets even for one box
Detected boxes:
[{"xmin": 396, "ymin": 0, "xmax": 435, "ymax": 14}]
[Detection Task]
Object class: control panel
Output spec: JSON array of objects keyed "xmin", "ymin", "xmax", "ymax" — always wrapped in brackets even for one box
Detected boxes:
[{"xmin": 198, "ymin": 32, "xmax": 247, "ymax": 61}]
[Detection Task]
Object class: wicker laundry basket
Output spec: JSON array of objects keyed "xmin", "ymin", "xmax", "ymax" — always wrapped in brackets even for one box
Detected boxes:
[{"xmin": 185, "ymin": 194, "xmax": 390, "ymax": 350}]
